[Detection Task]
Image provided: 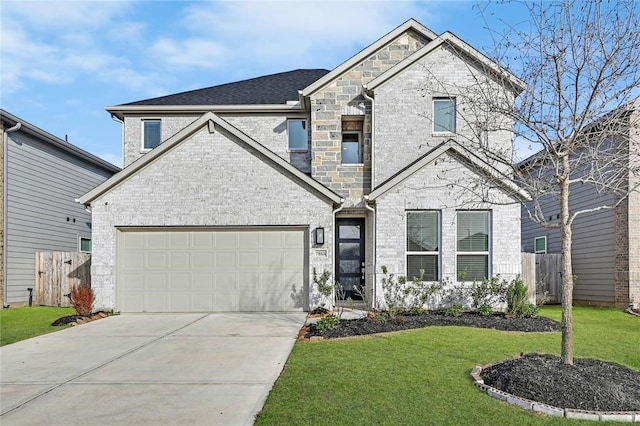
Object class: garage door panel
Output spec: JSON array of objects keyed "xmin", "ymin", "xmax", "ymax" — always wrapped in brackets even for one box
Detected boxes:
[{"xmin": 118, "ymin": 228, "xmax": 307, "ymax": 312}]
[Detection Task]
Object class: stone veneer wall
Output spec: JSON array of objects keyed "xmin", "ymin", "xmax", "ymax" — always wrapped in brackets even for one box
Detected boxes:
[{"xmin": 310, "ymin": 30, "xmax": 429, "ymax": 206}]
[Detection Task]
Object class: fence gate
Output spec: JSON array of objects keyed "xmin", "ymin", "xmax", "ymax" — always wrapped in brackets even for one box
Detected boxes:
[
  {"xmin": 35, "ymin": 252, "xmax": 91, "ymax": 307},
  {"xmin": 521, "ymin": 253, "xmax": 562, "ymax": 304}
]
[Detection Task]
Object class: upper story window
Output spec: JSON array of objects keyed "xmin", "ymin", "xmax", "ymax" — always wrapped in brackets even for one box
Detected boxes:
[
  {"xmin": 534, "ymin": 236, "xmax": 547, "ymax": 254},
  {"xmin": 142, "ymin": 120, "xmax": 161, "ymax": 150},
  {"xmin": 341, "ymin": 132, "xmax": 362, "ymax": 164},
  {"xmin": 406, "ymin": 211, "xmax": 440, "ymax": 281},
  {"xmin": 456, "ymin": 210, "xmax": 490, "ymax": 281},
  {"xmin": 433, "ymin": 98, "xmax": 456, "ymax": 133},
  {"xmin": 288, "ymin": 119, "xmax": 308, "ymax": 151}
]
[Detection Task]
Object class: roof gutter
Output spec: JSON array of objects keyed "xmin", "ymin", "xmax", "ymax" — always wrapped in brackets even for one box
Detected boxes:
[
  {"xmin": 105, "ymin": 103, "xmax": 306, "ymax": 121},
  {"xmin": 3, "ymin": 121, "xmax": 21, "ymax": 308}
]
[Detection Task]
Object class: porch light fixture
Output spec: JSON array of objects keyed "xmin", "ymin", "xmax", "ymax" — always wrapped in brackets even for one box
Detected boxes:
[{"xmin": 315, "ymin": 227, "xmax": 325, "ymax": 245}]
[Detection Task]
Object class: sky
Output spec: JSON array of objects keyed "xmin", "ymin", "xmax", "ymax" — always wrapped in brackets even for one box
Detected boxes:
[{"xmin": 1, "ymin": 0, "xmax": 533, "ymax": 167}]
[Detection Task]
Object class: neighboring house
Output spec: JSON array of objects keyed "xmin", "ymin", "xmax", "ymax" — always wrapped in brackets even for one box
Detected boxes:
[
  {"xmin": 521, "ymin": 101, "xmax": 640, "ymax": 308},
  {"xmin": 79, "ymin": 19, "xmax": 528, "ymax": 313},
  {"xmin": 1, "ymin": 110, "xmax": 120, "ymax": 306}
]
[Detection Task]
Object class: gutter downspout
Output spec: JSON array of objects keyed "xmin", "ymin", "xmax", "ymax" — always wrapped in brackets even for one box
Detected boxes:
[
  {"xmin": 362, "ymin": 87, "xmax": 375, "ymax": 187},
  {"xmin": 3, "ymin": 122, "xmax": 22, "ymax": 308},
  {"xmin": 331, "ymin": 199, "xmax": 346, "ymax": 307},
  {"xmin": 363, "ymin": 196, "xmax": 376, "ymax": 310}
]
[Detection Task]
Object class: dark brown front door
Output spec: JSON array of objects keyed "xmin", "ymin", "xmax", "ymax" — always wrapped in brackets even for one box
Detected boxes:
[{"xmin": 336, "ymin": 218, "xmax": 365, "ymax": 300}]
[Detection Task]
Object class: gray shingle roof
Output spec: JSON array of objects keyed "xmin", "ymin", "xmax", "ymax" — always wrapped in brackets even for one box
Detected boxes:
[{"xmin": 123, "ymin": 69, "xmax": 330, "ymax": 106}]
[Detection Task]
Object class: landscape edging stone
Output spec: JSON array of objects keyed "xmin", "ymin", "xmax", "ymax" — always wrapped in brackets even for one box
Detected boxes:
[{"xmin": 472, "ymin": 362, "xmax": 640, "ymax": 422}]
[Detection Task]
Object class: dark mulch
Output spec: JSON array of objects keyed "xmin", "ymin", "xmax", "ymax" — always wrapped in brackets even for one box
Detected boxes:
[
  {"xmin": 51, "ymin": 311, "xmax": 112, "ymax": 326},
  {"xmin": 305, "ymin": 311, "xmax": 561, "ymax": 339},
  {"xmin": 482, "ymin": 353, "xmax": 640, "ymax": 412}
]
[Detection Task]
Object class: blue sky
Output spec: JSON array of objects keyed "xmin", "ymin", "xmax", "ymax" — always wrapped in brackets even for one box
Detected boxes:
[{"xmin": 1, "ymin": 0, "xmax": 531, "ymax": 167}]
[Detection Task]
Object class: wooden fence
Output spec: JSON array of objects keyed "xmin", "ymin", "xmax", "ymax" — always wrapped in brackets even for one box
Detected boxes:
[
  {"xmin": 35, "ymin": 252, "xmax": 91, "ymax": 307},
  {"xmin": 521, "ymin": 252, "xmax": 562, "ymax": 304}
]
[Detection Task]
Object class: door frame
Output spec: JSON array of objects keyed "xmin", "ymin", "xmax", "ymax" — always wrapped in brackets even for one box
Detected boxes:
[{"xmin": 335, "ymin": 218, "xmax": 366, "ymax": 301}]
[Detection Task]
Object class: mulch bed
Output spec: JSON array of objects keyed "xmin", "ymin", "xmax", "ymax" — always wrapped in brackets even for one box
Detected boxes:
[
  {"xmin": 482, "ymin": 353, "xmax": 640, "ymax": 412},
  {"xmin": 303, "ymin": 310, "xmax": 640, "ymax": 413},
  {"xmin": 304, "ymin": 311, "xmax": 561, "ymax": 339},
  {"xmin": 51, "ymin": 311, "xmax": 114, "ymax": 326}
]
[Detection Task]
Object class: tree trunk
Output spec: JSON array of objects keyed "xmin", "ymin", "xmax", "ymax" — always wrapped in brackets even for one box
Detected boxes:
[{"xmin": 559, "ymin": 155, "xmax": 574, "ymax": 365}]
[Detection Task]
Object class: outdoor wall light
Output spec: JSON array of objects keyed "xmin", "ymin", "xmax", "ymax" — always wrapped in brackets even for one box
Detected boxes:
[{"xmin": 315, "ymin": 227, "xmax": 325, "ymax": 245}]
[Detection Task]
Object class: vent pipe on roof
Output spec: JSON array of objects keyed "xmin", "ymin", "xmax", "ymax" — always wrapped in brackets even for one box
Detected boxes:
[{"xmin": 3, "ymin": 122, "xmax": 22, "ymax": 308}]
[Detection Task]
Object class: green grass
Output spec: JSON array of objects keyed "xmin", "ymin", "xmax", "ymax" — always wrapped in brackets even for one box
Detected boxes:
[
  {"xmin": 256, "ymin": 306, "xmax": 639, "ymax": 425},
  {"xmin": 0, "ymin": 306, "xmax": 75, "ymax": 346}
]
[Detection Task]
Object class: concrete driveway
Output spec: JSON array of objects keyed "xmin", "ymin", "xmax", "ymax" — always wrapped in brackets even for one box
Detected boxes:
[{"xmin": 0, "ymin": 312, "xmax": 306, "ymax": 426}]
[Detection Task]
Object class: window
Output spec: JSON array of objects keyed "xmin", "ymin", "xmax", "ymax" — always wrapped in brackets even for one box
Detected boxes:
[
  {"xmin": 406, "ymin": 211, "xmax": 440, "ymax": 281},
  {"xmin": 288, "ymin": 119, "xmax": 308, "ymax": 150},
  {"xmin": 534, "ymin": 236, "xmax": 547, "ymax": 254},
  {"xmin": 142, "ymin": 120, "xmax": 161, "ymax": 150},
  {"xmin": 456, "ymin": 211, "xmax": 490, "ymax": 281},
  {"xmin": 341, "ymin": 132, "xmax": 361, "ymax": 164},
  {"xmin": 79, "ymin": 237, "xmax": 92, "ymax": 253},
  {"xmin": 433, "ymin": 98, "xmax": 455, "ymax": 133}
]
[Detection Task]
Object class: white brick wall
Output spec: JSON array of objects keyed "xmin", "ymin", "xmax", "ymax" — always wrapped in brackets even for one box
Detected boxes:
[
  {"xmin": 91, "ymin": 126, "xmax": 334, "ymax": 310},
  {"xmin": 373, "ymin": 45, "xmax": 516, "ymax": 185},
  {"xmin": 373, "ymin": 152, "xmax": 522, "ymax": 307}
]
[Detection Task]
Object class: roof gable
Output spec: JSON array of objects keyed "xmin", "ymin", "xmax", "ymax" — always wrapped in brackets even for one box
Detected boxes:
[
  {"xmin": 364, "ymin": 32, "xmax": 525, "ymax": 93},
  {"xmin": 300, "ymin": 19, "xmax": 438, "ymax": 97},
  {"xmin": 368, "ymin": 140, "xmax": 530, "ymax": 201},
  {"xmin": 78, "ymin": 112, "xmax": 343, "ymax": 205}
]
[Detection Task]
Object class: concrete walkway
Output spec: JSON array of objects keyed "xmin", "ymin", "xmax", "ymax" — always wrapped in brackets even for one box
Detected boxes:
[{"xmin": 0, "ymin": 312, "xmax": 306, "ymax": 426}]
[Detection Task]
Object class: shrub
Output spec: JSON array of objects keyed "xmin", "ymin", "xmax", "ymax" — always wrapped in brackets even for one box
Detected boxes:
[
  {"xmin": 69, "ymin": 285, "xmax": 94, "ymax": 315},
  {"xmin": 313, "ymin": 268, "xmax": 333, "ymax": 308},
  {"xmin": 506, "ymin": 277, "xmax": 536, "ymax": 317},
  {"xmin": 476, "ymin": 303, "xmax": 492, "ymax": 316},
  {"xmin": 444, "ymin": 304, "xmax": 463, "ymax": 317},
  {"xmin": 315, "ymin": 314, "xmax": 339, "ymax": 332},
  {"xmin": 470, "ymin": 276, "xmax": 507, "ymax": 314}
]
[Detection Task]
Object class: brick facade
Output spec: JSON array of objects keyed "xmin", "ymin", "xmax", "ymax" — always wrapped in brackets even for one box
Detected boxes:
[{"xmin": 90, "ymin": 126, "xmax": 334, "ymax": 310}]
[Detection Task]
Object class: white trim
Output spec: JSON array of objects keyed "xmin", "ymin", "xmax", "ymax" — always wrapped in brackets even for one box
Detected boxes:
[{"xmin": 433, "ymin": 97, "xmax": 456, "ymax": 134}]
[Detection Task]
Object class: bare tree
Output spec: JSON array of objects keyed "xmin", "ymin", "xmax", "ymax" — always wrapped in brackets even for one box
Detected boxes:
[{"xmin": 425, "ymin": 0, "xmax": 640, "ymax": 364}]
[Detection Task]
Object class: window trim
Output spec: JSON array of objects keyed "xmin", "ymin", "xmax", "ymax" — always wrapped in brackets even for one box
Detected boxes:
[
  {"xmin": 534, "ymin": 236, "xmax": 547, "ymax": 254},
  {"xmin": 79, "ymin": 237, "xmax": 92, "ymax": 253},
  {"xmin": 406, "ymin": 210, "xmax": 441, "ymax": 281},
  {"xmin": 341, "ymin": 130, "xmax": 363, "ymax": 165},
  {"xmin": 141, "ymin": 119, "xmax": 161, "ymax": 152},
  {"xmin": 456, "ymin": 210, "xmax": 491, "ymax": 282},
  {"xmin": 287, "ymin": 118, "xmax": 309, "ymax": 152},
  {"xmin": 432, "ymin": 97, "xmax": 456, "ymax": 134}
]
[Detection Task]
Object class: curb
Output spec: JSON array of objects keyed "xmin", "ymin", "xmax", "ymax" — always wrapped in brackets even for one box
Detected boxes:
[{"xmin": 471, "ymin": 363, "xmax": 640, "ymax": 422}]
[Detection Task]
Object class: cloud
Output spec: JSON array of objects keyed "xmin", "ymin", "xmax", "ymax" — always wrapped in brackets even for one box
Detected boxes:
[{"xmin": 151, "ymin": 37, "xmax": 229, "ymax": 69}]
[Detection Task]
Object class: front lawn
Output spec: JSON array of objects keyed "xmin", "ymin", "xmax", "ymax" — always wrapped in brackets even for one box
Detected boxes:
[
  {"xmin": 0, "ymin": 306, "xmax": 75, "ymax": 346},
  {"xmin": 256, "ymin": 306, "xmax": 639, "ymax": 425}
]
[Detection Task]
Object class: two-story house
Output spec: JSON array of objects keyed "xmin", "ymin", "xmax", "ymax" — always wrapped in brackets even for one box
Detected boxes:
[
  {"xmin": 521, "ymin": 100, "xmax": 640, "ymax": 308},
  {"xmin": 79, "ymin": 19, "xmax": 528, "ymax": 313},
  {"xmin": 1, "ymin": 109, "xmax": 120, "ymax": 307}
]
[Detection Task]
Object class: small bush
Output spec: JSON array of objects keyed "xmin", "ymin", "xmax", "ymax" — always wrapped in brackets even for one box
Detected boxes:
[
  {"xmin": 315, "ymin": 314, "xmax": 339, "ymax": 332},
  {"xmin": 506, "ymin": 277, "xmax": 534, "ymax": 317},
  {"xmin": 69, "ymin": 285, "xmax": 94, "ymax": 315},
  {"xmin": 445, "ymin": 304, "xmax": 463, "ymax": 317},
  {"xmin": 476, "ymin": 303, "xmax": 492, "ymax": 316}
]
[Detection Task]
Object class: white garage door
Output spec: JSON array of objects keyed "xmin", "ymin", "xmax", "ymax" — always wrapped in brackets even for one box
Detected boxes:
[{"xmin": 117, "ymin": 228, "xmax": 307, "ymax": 312}]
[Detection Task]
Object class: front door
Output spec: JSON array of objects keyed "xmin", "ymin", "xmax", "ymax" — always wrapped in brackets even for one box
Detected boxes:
[{"xmin": 336, "ymin": 218, "xmax": 365, "ymax": 300}]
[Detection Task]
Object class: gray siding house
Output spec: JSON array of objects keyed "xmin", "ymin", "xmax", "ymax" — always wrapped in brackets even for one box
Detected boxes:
[
  {"xmin": 1, "ymin": 110, "xmax": 120, "ymax": 306},
  {"xmin": 79, "ymin": 19, "xmax": 528, "ymax": 313},
  {"xmin": 521, "ymin": 102, "xmax": 640, "ymax": 308}
]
